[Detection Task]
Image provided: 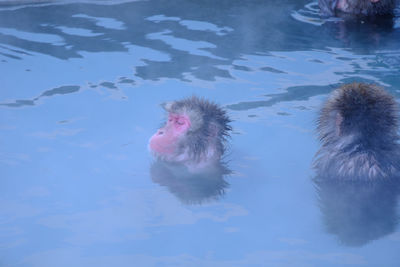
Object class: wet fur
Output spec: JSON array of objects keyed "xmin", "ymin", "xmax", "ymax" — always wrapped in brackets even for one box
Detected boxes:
[
  {"xmin": 319, "ymin": 0, "xmax": 395, "ymax": 17},
  {"xmin": 314, "ymin": 83, "xmax": 400, "ymax": 180},
  {"xmin": 162, "ymin": 96, "xmax": 232, "ymax": 163},
  {"xmin": 340, "ymin": 0, "xmax": 395, "ymax": 16}
]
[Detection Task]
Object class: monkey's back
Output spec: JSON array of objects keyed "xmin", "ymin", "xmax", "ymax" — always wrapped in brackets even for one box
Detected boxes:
[{"xmin": 315, "ymin": 83, "xmax": 400, "ymax": 180}]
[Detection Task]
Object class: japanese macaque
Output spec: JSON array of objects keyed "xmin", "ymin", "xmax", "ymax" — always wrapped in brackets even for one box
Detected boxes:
[
  {"xmin": 150, "ymin": 160, "xmax": 230, "ymax": 205},
  {"xmin": 149, "ymin": 96, "xmax": 232, "ymax": 168},
  {"xmin": 314, "ymin": 178, "xmax": 400, "ymax": 246},
  {"xmin": 319, "ymin": 0, "xmax": 395, "ymax": 17},
  {"xmin": 314, "ymin": 83, "xmax": 400, "ymax": 180}
]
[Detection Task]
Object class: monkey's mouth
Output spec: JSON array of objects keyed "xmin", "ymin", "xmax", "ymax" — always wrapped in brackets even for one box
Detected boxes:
[{"xmin": 149, "ymin": 141, "xmax": 175, "ymax": 155}]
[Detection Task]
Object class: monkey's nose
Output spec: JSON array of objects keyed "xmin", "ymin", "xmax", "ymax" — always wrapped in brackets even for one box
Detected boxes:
[{"xmin": 158, "ymin": 130, "xmax": 164, "ymax": 135}]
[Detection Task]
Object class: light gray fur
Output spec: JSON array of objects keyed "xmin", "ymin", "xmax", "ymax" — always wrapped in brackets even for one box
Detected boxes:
[
  {"xmin": 314, "ymin": 83, "xmax": 400, "ymax": 180},
  {"xmin": 163, "ymin": 96, "xmax": 232, "ymax": 162}
]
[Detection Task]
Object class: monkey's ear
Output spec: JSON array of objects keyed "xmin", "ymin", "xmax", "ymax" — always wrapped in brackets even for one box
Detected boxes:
[
  {"xmin": 161, "ymin": 102, "xmax": 173, "ymax": 111},
  {"xmin": 335, "ymin": 112, "xmax": 343, "ymax": 136}
]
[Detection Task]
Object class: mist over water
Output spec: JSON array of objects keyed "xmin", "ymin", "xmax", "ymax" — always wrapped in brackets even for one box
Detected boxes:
[{"xmin": 1, "ymin": 0, "xmax": 400, "ymax": 266}]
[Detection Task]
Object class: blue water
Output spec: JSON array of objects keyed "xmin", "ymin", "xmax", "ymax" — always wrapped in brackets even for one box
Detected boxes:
[{"xmin": 1, "ymin": 0, "xmax": 400, "ymax": 266}]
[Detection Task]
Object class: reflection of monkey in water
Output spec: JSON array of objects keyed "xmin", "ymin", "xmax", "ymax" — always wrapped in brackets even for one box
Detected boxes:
[
  {"xmin": 319, "ymin": 0, "xmax": 395, "ymax": 18},
  {"xmin": 149, "ymin": 96, "xmax": 232, "ymax": 168},
  {"xmin": 314, "ymin": 178, "xmax": 400, "ymax": 246},
  {"xmin": 314, "ymin": 83, "xmax": 400, "ymax": 180},
  {"xmin": 150, "ymin": 160, "xmax": 230, "ymax": 205}
]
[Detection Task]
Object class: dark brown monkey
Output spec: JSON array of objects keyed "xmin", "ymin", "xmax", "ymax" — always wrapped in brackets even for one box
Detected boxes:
[
  {"xmin": 319, "ymin": 0, "xmax": 395, "ymax": 17},
  {"xmin": 314, "ymin": 83, "xmax": 400, "ymax": 180},
  {"xmin": 149, "ymin": 96, "xmax": 232, "ymax": 167}
]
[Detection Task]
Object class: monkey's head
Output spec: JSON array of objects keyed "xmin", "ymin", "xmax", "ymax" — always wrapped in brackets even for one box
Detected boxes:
[
  {"xmin": 335, "ymin": 0, "xmax": 395, "ymax": 17},
  {"xmin": 149, "ymin": 96, "xmax": 231, "ymax": 164},
  {"xmin": 319, "ymin": 83, "xmax": 398, "ymax": 144}
]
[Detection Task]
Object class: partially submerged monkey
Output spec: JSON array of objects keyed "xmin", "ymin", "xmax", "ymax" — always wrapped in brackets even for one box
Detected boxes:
[
  {"xmin": 149, "ymin": 96, "xmax": 232, "ymax": 167},
  {"xmin": 314, "ymin": 83, "xmax": 400, "ymax": 180},
  {"xmin": 319, "ymin": 0, "xmax": 395, "ymax": 17}
]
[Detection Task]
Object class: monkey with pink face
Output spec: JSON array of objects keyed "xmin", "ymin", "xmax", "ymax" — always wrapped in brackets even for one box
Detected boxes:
[{"xmin": 149, "ymin": 96, "xmax": 232, "ymax": 167}]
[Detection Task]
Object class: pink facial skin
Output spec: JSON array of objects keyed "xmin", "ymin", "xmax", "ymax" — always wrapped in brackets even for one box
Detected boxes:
[{"xmin": 149, "ymin": 114, "xmax": 191, "ymax": 158}]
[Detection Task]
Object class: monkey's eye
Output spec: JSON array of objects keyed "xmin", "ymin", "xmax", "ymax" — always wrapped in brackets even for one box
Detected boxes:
[
  {"xmin": 175, "ymin": 118, "xmax": 185, "ymax": 125},
  {"xmin": 169, "ymin": 114, "xmax": 191, "ymax": 130},
  {"xmin": 168, "ymin": 114, "xmax": 179, "ymax": 123}
]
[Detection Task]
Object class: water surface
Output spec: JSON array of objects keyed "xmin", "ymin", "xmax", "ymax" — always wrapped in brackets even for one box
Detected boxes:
[{"xmin": 1, "ymin": 0, "xmax": 400, "ymax": 266}]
